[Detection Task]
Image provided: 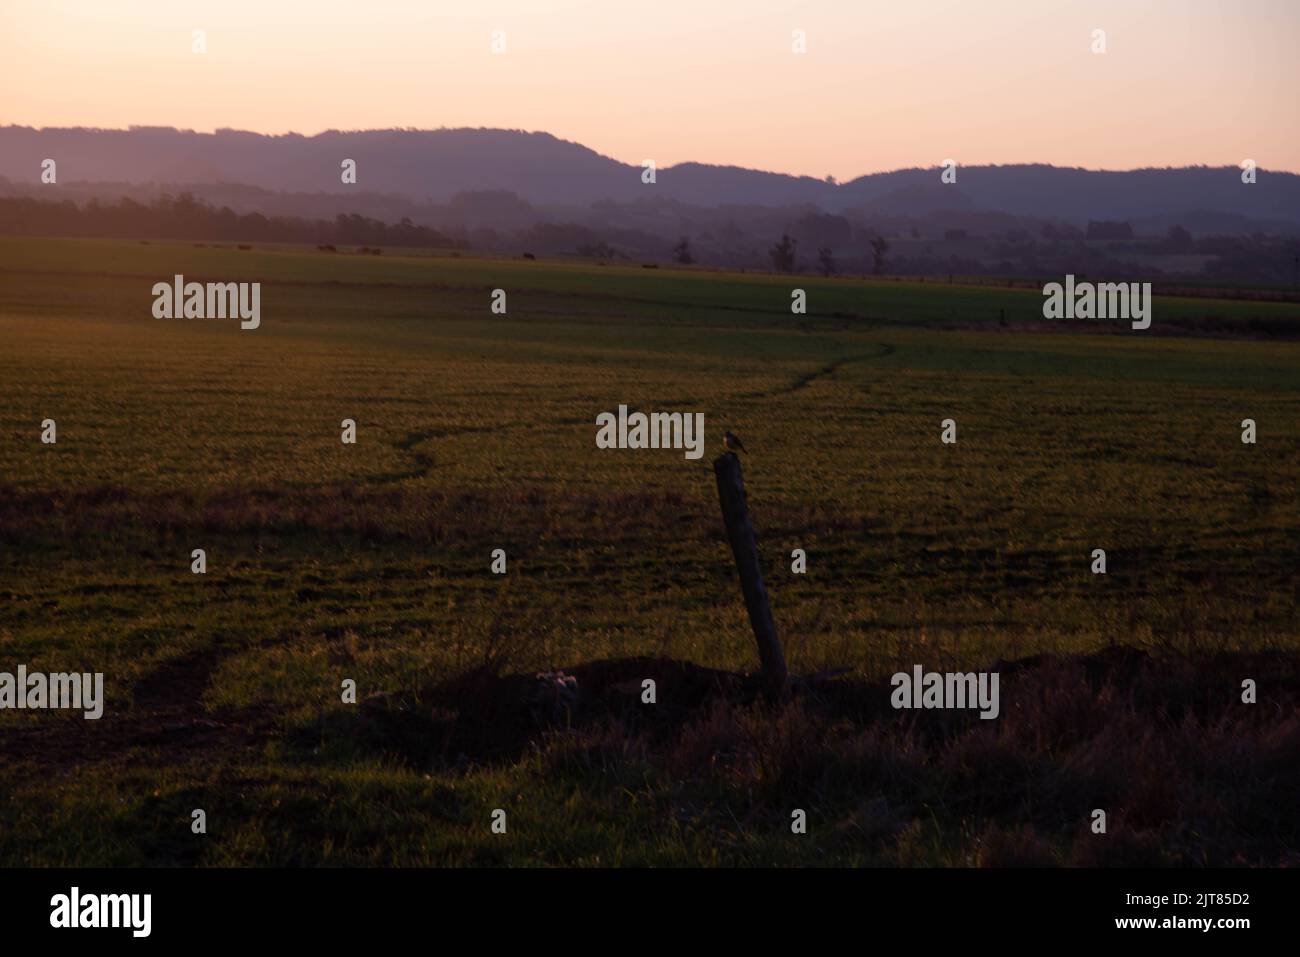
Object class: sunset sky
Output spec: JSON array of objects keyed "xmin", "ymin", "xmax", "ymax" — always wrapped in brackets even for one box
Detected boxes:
[{"xmin": 2, "ymin": 0, "xmax": 1297, "ymax": 179}]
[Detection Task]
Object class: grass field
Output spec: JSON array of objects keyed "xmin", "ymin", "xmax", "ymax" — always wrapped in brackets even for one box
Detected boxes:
[{"xmin": 1, "ymin": 236, "xmax": 1298, "ymax": 866}]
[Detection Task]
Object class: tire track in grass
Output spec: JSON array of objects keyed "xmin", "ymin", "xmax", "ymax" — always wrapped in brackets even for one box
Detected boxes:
[{"xmin": 740, "ymin": 342, "xmax": 896, "ymax": 400}]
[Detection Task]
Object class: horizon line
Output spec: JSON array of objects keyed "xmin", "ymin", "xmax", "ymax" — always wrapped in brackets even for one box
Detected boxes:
[{"xmin": 5, "ymin": 122, "xmax": 1298, "ymax": 181}]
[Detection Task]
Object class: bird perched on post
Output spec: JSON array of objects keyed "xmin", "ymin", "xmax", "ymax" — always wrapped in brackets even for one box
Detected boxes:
[{"xmin": 724, "ymin": 430, "xmax": 746, "ymax": 454}]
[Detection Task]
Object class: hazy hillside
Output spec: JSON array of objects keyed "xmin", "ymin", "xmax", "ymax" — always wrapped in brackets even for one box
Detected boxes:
[{"xmin": 3, "ymin": 125, "xmax": 1299, "ymax": 229}]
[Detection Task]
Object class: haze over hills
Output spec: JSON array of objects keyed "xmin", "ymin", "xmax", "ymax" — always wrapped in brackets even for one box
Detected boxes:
[
  {"xmin": 3, "ymin": 125, "xmax": 1299, "ymax": 229},
  {"xmin": 3, "ymin": 125, "xmax": 1299, "ymax": 285}
]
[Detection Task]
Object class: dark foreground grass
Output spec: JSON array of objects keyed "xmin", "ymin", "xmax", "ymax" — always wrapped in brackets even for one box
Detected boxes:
[
  {"xmin": 0, "ymin": 237, "xmax": 1297, "ymax": 865},
  {"xmin": 3, "ymin": 648, "xmax": 1296, "ymax": 866}
]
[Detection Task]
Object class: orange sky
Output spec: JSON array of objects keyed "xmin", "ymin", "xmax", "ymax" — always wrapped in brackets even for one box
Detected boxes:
[{"xmin": 2, "ymin": 0, "xmax": 1297, "ymax": 179}]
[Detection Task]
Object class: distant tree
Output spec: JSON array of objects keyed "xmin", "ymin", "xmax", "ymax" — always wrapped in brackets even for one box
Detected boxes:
[
  {"xmin": 673, "ymin": 236, "xmax": 694, "ymax": 264},
  {"xmin": 870, "ymin": 235, "xmax": 889, "ymax": 275},
  {"xmin": 825, "ymin": 174, "xmax": 837, "ymax": 186},
  {"xmin": 817, "ymin": 247, "xmax": 837, "ymax": 277},
  {"xmin": 1166, "ymin": 224, "xmax": 1193, "ymax": 250},
  {"xmin": 770, "ymin": 233, "xmax": 798, "ymax": 273}
]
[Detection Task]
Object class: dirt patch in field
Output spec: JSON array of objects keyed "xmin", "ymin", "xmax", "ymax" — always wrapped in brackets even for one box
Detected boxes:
[
  {"xmin": 351, "ymin": 645, "xmax": 1300, "ymax": 764},
  {"xmin": 342, "ymin": 645, "xmax": 1300, "ymax": 865},
  {"xmin": 0, "ymin": 643, "xmax": 276, "ymax": 783},
  {"xmin": 353, "ymin": 656, "xmax": 755, "ymax": 763}
]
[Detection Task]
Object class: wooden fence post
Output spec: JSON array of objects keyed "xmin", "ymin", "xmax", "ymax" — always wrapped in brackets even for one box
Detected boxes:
[{"xmin": 713, "ymin": 451, "xmax": 789, "ymax": 700}]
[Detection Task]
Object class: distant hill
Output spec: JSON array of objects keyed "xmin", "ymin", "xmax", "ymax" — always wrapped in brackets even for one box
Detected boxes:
[{"xmin": 3, "ymin": 125, "xmax": 1299, "ymax": 229}]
